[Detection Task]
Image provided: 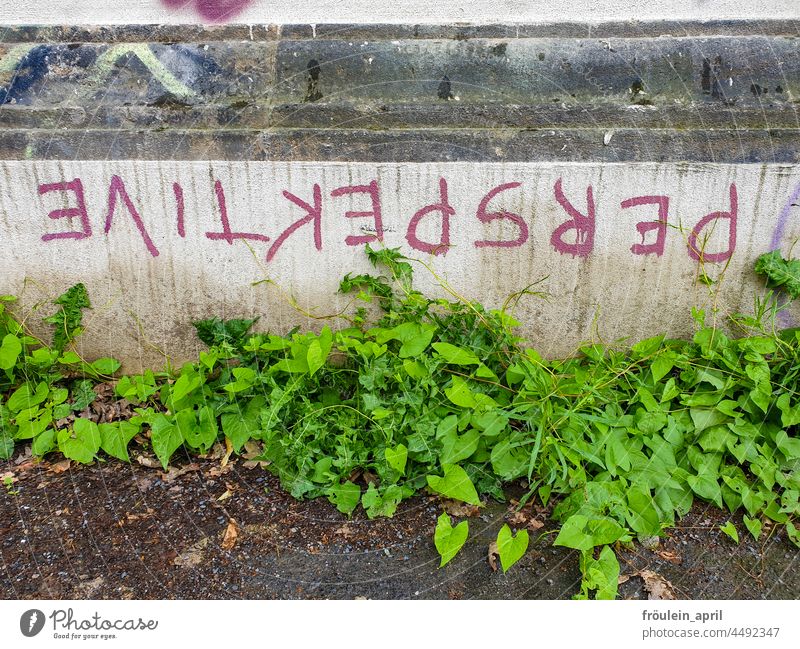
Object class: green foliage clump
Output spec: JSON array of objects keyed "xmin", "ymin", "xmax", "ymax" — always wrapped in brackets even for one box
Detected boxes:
[{"xmin": 1, "ymin": 246, "xmax": 800, "ymax": 600}]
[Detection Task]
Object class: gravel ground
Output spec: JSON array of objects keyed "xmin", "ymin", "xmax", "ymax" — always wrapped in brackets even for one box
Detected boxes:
[{"xmin": 1, "ymin": 449, "xmax": 798, "ymax": 600}]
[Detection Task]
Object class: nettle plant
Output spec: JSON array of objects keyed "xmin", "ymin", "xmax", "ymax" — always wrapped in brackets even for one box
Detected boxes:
[{"xmin": 1, "ymin": 246, "xmax": 799, "ymax": 599}]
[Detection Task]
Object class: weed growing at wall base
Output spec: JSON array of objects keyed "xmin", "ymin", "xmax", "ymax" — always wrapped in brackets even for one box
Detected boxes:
[{"xmin": 1, "ymin": 247, "xmax": 799, "ymax": 599}]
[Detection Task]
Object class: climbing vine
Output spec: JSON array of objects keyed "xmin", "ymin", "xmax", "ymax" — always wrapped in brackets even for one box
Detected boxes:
[{"xmin": 1, "ymin": 246, "xmax": 799, "ymax": 599}]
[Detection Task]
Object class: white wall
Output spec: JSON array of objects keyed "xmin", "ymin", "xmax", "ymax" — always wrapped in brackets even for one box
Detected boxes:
[
  {"xmin": 1, "ymin": 0, "xmax": 798, "ymax": 25},
  {"xmin": 1, "ymin": 161, "xmax": 797, "ymax": 369}
]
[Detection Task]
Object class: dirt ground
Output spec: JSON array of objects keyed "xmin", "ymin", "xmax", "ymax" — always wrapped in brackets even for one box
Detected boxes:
[{"xmin": 1, "ymin": 448, "xmax": 798, "ymax": 600}]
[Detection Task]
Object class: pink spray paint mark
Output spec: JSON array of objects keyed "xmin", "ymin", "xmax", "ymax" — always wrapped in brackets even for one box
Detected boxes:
[
  {"xmin": 160, "ymin": 1, "xmax": 253, "ymax": 22},
  {"xmin": 405, "ymin": 178, "xmax": 455, "ymax": 256},
  {"xmin": 105, "ymin": 175, "xmax": 160, "ymax": 257},
  {"xmin": 267, "ymin": 184, "xmax": 323, "ymax": 262},
  {"xmin": 687, "ymin": 184, "xmax": 737, "ymax": 264},
  {"xmin": 474, "ymin": 182, "xmax": 527, "ymax": 248},
  {"xmin": 331, "ymin": 180, "xmax": 384, "ymax": 247},
  {"xmin": 173, "ymin": 182, "xmax": 186, "ymax": 238},
  {"xmin": 205, "ymin": 180, "xmax": 270, "ymax": 244},
  {"xmin": 550, "ymin": 178, "xmax": 595, "ymax": 257},
  {"xmin": 39, "ymin": 179, "xmax": 92, "ymax": 241},
  {"xmin": 622, "ymin": 195, "xmax": 668, "ymax": 256}
]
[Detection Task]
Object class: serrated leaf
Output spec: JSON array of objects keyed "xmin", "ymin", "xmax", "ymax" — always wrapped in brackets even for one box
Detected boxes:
[
  {"xmin": 327, "ymin": 481, "xmax": 361, "ymax": 515},
  {"xmin": 754, "ymin": 250, "xmax": 800, "ymax": 298}
]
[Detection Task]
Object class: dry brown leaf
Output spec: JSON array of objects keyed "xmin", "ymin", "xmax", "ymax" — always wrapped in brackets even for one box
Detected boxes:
[
  {"xmin": 136, "ymin": 455, "xmax": 160, "ymax": 469},
  {"xmin": 48, "ymin": 459, "xmax": 71, "ymax": 474},
  {"xmin": 173, "ymin": 537, "xmax": 209, "ymax": 567},
  {"xmin": 217, "ymin": 488, "xmax": 234, "ymax": 502},
  {"xmin": 160, "ymin": 463, "xmax": 199, "ymax": 483},
  {"xmin": 221, "ymin": 519, "xmax": 239, "ymax": 551},
  {"xmin": 488, "ymin": 541, "xmax": 499, "ymax": 572},
  {"xmin": 638, "ymin": 570, "xmax": 676, "ymax": 600},
  {"xmin": 242, "ymin": 441, "xmax": 264, "ymax": 460},
  {"xmin": 221, "ymin": 438, "xmax": 234, "ymax": 467},
  {"xmin": 506, "ymin": 508, "xmax": 544, "ymax": 531},
  {"xmin": 655, "ymin": 549, "xmax": 682, "ymax": 565},
  {"xmin": 1, "ymin": 471, "xmax": 17, "ymax": 483},
  {"xmin": 442, "ymin": 499, "xmax": 481, "ymax": 518},
  {"xmin": 334, "ymin": 525, "xmax": 356, "ymax": 540}
]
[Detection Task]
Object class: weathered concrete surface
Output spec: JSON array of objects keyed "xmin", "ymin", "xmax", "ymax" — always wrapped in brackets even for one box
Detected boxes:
[
  {"xmin": 0, "ymin": 161, "xmax": 798, "ymax": 369},
  {"xmin": 2, "ymin": 1, "xmax": 799, "ymax": 25},
  {"xmin": 1, "ymin": 18, "xmax": 799, "ymax": 367},
  {"xmin": 2, "ymin": 27, "xmax": 799, "ymax": 161}
]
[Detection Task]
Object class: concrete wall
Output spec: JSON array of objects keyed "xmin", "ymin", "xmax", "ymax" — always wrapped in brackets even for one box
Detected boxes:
[
  {"xmin": 3, "ymin": 1, "xmax": 799, "ymax": 24},
  {"xmin": 1, "ymin": 161, "xmax": 798, "ymax": 368},
  {"xmin": 1, "ymin": 5, "xmax": 799, "ymax": 368}
]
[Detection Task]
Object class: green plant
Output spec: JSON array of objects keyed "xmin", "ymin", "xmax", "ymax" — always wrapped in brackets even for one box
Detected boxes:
[{"xmin": 0, "ymin": 246, "xmax": 799, "ymax": 599}]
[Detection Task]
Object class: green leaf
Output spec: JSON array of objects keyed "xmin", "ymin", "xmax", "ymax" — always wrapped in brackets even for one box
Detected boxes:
[
  {"xmin": 172, "ymin": 373, "xmax": 202, "ymax": 401},
  {"xmin": 776, "ymin": 394, "xmax": 800, "ymax": 427},
  {"xmin": 497, "ymin": 524, "xmax": 529, "ymax": 573},
  {"xmin": 719, "ymin": 521, "xmax": 739, "ymax": 544},
  {"xmin": 31, "ymin": 428, "xmax": 56, "ymax": 456},
  {"xmin": 307, "ymin": 340, "xmax": 325, "ymax": 376},
  {"xmin": 361, "ymin": 483, "xmax": 404, "ymax": 518},
  {"xmin": 432, "ymin": 342, "xmax": 480, "ymax": 365},
  {"xmin": 743, "ymin": 515, "xmax": 762, "ymax": 541},
  {"xmin": 90, "ymin": 357, "xmax": 121, "ymax": 375},
  {"xmin": 434, "ymin": 513, "xmax": 469, "ymax": 567},
  {"xmin": 626, "ymin": 486, "xmax": 661, "ymax": 536},
  {"xmin": 70, "ymin": 380, "xmax": 97, "ymax": 412},
  {"xmin": 580, "ymin": 545, "xmax": 620, "ymax": 600},
  {"xmin": 384, "ymin": 444, "xmax": 408, "ymax": 474},
  {"xmin": 445, "ymin": 376, "xmax": 477, "ymax": 409},
  {"xmin": 427, "ymin": 464, "xmax": 481, "ymax": 505},
  {"xmin": 150, "ymin": 414, "xmax": 183, "ymax": 470},
  {"xmin": 7, "ymin": 382, "xmax": 49, "ymax": 413},
  {"xmin": 0, "ymin": 334, "xmax": 22, "ymax": 370},
  {"xmin": 754, "ymin": 250, "xmax": 800, "ymax": 299},
  {"xmin": 327, "ymin": 481, "xmax": 361, "ymax": 516},
  {"xmin": 0, "ymin": 432, "xmax": 14, "ymax": 459},
  {"xmin": 440, "ymin": 428, "xmax": 479, "ymax": 465},
  {"xmin": 651, "ymin": 354, "xmax": 675, "ymax": 383},
  {"xmin": 98, "ymin": 421, "xmax": 139, "ymax": 462},
  {"xmin": 44, "ymin": 283, "xmax": 90, "ymax": 352},
  {"xmin": 192, "ymin": 317, "xmax": 258, "ymax": 348},
  {"xmin": 554, "ymin": 515, "xmax": 627, "ymax": 551},
  {"xmin": 57, "ymin": 418, "xmax": 101, "ymax": 464}
]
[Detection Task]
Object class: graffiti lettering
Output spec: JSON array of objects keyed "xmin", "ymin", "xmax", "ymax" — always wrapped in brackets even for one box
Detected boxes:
[
  {"xmin": 551, "ymin": 178, "xmax": 595, "ymax": 257},
  {"xmin": 38, "ymin": 179, "xmax": 92, "ymax": 241},
  {"xmin": 622, "ymin": 195, "xmax": 669, "ymax": 257},
  {"xmin": 405, "ymin": 178, "xmax": 455, "ymax": 256}
]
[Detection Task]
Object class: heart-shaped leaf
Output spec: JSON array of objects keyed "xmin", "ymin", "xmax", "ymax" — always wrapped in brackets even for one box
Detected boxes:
[
  {"xmin": 57, "ymin": 418, "xmax": 101, "ymax": 464},
  {"xmin": 385, "ymin": 444, "xmax": 408, "ymax": 474},
  {"xmin": 99, "ymin": 421, "xmax": 140, "ymax": 462},
  {"xmin": 434, "ymin": 513, "xmax": 469, "ymax": 567},
  {"xmin": 497, "ymin": 524, "xmax": 529, "ymax": 573},
  {"xmin": 427, "ymin": 464, "xmax": 481, "ymax": 505}
]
